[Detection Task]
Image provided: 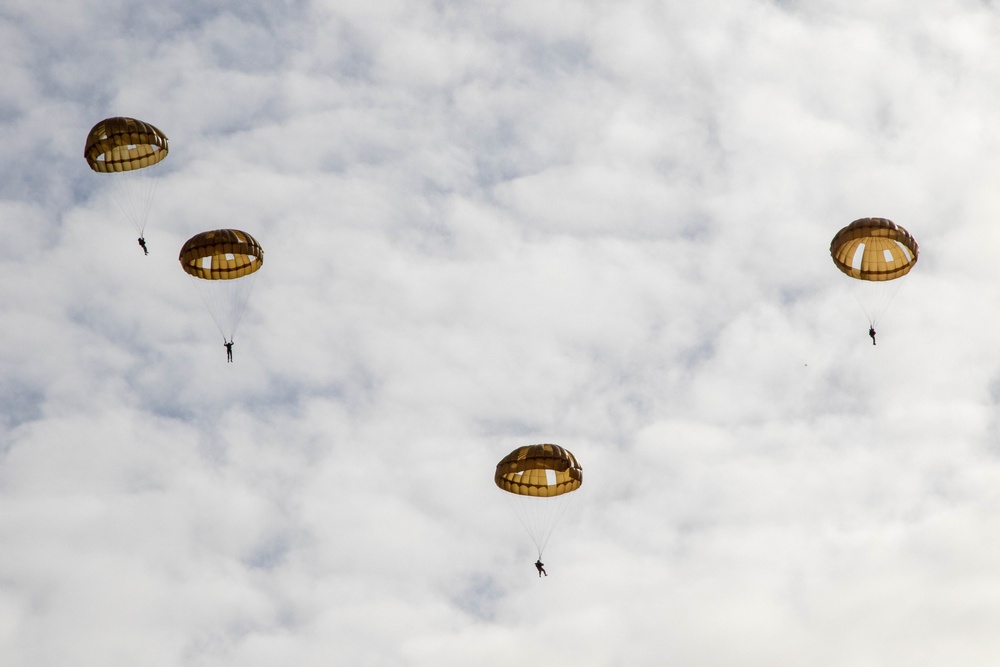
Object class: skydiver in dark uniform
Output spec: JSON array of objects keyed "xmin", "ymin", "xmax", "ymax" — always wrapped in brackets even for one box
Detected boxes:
[
  {"xmin": 535, "ymin": 559, "xmax": 547, "ymax": 577},
  {"xmin": 869, "ymin": 326, "xmax": 876, "ymax": 346},
  {"xmin": 138, "ymin": 237, "xmax": 148, "ymax": 255},
  {"xmin": 224, "ymin": 339, "xmax": 234, "ymax": 362}
]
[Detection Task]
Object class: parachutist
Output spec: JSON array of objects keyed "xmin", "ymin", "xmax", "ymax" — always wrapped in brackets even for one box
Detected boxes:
[
  {"xmin": 224, "ymin": 339, "xmax": 234, "ymax": 362},
  {"xmin": 138, "ymin": 237, "xmax": 148, "ymax": 255},
  {"xmin": 535, "ymin": 560, "xmax": 547, "ymax": 577},
  {"xmin": 869, "ymin": 326, "xmax": 876, "ymax": 346}
]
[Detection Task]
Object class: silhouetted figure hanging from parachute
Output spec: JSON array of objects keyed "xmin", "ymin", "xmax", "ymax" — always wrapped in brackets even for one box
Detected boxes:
[{"xmin": 830, "ymin": 217, "xmax": 919, "ymax": 345}]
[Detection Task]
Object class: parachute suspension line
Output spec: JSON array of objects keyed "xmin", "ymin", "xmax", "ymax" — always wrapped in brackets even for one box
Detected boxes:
[
  {"xmin": 106, "ymin": 169, "xmax": 160, "ymax": 236},
  {"xmin": 502, "ymin": 493, "xmax": 543, "ymax": 558},
  {"xmin": 188, "ymin": 272, "xmax": 258, "ymax": 342},
  {"xmin": 502, "ymin": 489, "xmax": 577, "ymax": 559},
  {"xmin": 534, "ymin": 491, "xmax": 576, "ymax": 558},
  {"xmin": 847, "ymin": 275, "xmax": 904, "ymax": 328},
  {"xmin": 221, "ymin": 273, "xmax": 258, "ymax": 339}
]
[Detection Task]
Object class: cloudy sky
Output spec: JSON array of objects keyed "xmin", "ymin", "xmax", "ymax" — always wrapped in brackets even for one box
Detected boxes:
[{"xmin": 4, "ymin": 0, "xmax": 1000, "ymax": 664}]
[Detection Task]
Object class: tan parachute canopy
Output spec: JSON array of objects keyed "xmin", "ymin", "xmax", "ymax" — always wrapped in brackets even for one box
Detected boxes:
[
  {"xmin": 830, "ymin": 217, "xmax": 919, "ymax": 282},
  {"xmin": 179, "ymin": 229, "xmax": 264, "ymax": 280},
  {"xmin": 495, "ymin": 444, "xmax": 583, "ymax": 498},
  {"xmin": 84, "ymin": 117, "xmax": 169, "ymax": 173}
]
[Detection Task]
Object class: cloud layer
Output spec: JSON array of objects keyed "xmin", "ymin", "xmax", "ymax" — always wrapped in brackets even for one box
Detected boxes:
[{"xmin": 3, "ymin": 0, "xmax": 1000, "ymax": 665}]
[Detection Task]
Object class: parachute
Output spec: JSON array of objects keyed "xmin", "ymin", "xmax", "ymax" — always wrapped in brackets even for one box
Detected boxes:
[
  {"xmin": 495, "ymin": 444, "xmax": 583, "ymax": 559},
  {"xmin": 830, "ymin": 217, "xmax": 918, "ymax": 328},
  {"xmin": 84, "ymin": 117, "xmax": 169, "ymax": 239},
  {"xmin": 179, "ymin": 229, "xmax": 264, "ymax": 342}
]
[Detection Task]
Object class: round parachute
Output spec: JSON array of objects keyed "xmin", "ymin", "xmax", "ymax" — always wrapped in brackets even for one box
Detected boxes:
[
  {"xmin": 179, "ymin": 229, "xmax": 264, "ymax": 342},
  {"xmin": 84, "ymin": 117, "xmax": 169, "ymax": 173},
  {"xmin": 830, "ymin": 217, "xmax": 918, "ymax": 281},
  {"xmin": 830, "ymin": 217, "xmax": 918, "ymax": 328},
  {"xmin": 495, "ymin": 444, "xmax": 582, "ymax": 558},
  {"xmin": 84, "ymin": 117, "xmax": 169, "ymax": 237}
]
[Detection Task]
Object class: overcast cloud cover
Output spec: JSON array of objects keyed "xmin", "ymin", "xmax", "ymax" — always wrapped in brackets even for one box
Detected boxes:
[{"xmin": 3, "ymin": 0, "xmax": 1000, "ymax": 664}]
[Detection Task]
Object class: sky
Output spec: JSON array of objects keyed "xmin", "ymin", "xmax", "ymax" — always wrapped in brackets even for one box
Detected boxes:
[{"xmin": 3, "ymin": 0, "xmax": 1000, "ymax": 664}]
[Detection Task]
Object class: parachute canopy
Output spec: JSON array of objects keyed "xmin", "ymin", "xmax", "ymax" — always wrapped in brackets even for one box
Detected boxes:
[
  {"xmin": 495, "ymin": 444, "xmax": 582, "ymax": 559},
  {"xmin": 179, "ymin": 229, "xmax": 264, "ymax": 341},
  {"xmin": 830, "ymin": 217, "xmax": 918, "ymax": 281},
  {"xmin": 495, "ymin": 444, "xmax": 583, "ymax": 497},
  {"xmin": 84, "ymin": 117, "xmax": 169, "ymax": 173},
  {"xmin": 179, "ymin": 229, "xmax": 264, "ymax": 280},
  {"xmin": 830, "ymin": 217, "xmax": 919, "ymax": 328}
]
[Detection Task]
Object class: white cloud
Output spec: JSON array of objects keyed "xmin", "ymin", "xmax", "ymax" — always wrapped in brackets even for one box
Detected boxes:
[{"xmin": 4, "ymin": 0, "xmax": 1000, "ymax": 664}]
